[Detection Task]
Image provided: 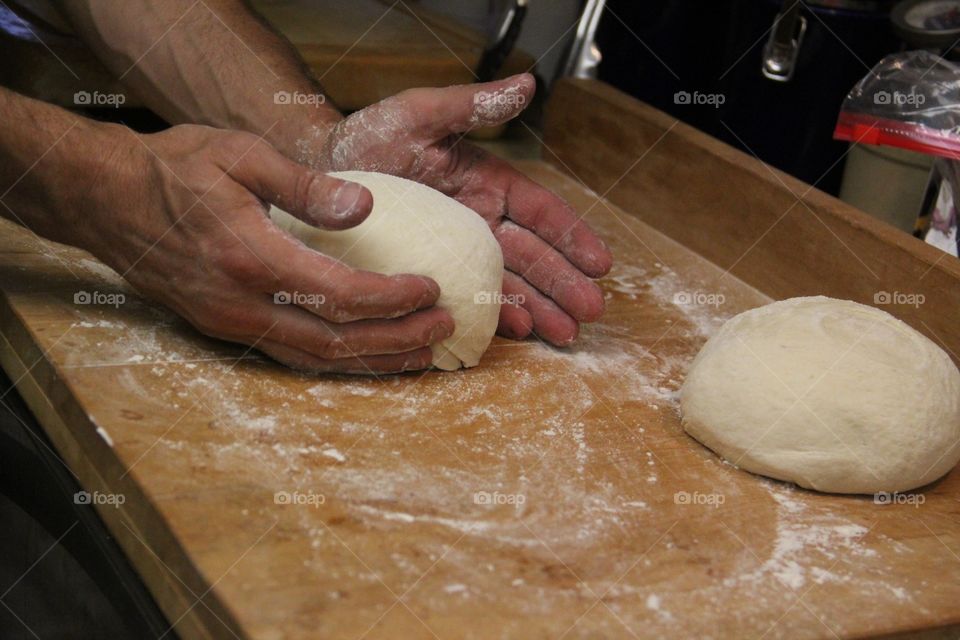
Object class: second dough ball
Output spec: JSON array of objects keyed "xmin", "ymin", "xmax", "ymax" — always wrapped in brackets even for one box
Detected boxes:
[{"xmin": 680, "ymin": 296, "xmax": 960, "ymax": 494}]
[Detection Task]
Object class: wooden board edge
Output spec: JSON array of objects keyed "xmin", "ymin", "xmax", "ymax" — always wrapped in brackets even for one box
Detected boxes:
[{"xmin": 0, "ymin": 295, "xmax": 244, "ymax": 640}]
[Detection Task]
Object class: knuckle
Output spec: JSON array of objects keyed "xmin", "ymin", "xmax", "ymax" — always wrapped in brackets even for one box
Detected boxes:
[
  {"xmin": 216, "ymin": 244, "xmax": 277, "ymax": 289},
  {"xmin": 315, "ymin": 334, "xmax": 350, "ymax": 359},
  {"xmin": 292, "ymin": 170, "xmax": 323, "ymax": 214},
  {"xmin": 371, "ymin": 94, "xmax": 416, "ymax": 130},
  {"xmin": 220, "ymin": 131, "xmax": 266, "ymax": 159},
  {"xmin": 323, "ymin": 304, "xmax": 357, "ymax": 323},
  {"xmin": 315, "ymin": 278, "xmax": 356, "ymax": 322},
  {"xmin": 379, "ymin": 92, "xmax": 409, "ymax": 111}
]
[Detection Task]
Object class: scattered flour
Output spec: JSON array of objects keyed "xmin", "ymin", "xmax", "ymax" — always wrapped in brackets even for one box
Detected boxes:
[
  {"xmin": 731, "ymin": 485, "xmax": 883, "ymax": 594},
  {"xmin": 321, "ymin": 448, "xmax": 346, "ymax": 462},
  {"xmin": 602, "ymin": 263, "xmax": 649, "ymax": 299},
  {"xmin": 77, "ymin": 258, "xmax": 124, "ymax": 286},
  {"xmin": 354, "ymin": 505, "xmax": 497, "ymax": 534},
  {"xmin": 645, "ymin": 267, "xmax": 731, "ymax": 338},
  {"xmin": 73, "ymin": 319, "xmax": 125, "ymax": 330}
]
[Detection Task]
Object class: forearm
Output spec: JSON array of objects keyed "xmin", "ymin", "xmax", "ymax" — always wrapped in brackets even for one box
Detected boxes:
[
  {"xmin": 0, "ymin": 87, "xmax": 122, "ymax": 251},
  {"xmin": 58, "ymin": 0, "xmax": 342, "ymax": 163}
]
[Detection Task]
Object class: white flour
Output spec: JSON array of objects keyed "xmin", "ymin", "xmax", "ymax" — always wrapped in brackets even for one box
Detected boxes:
[{"xmin": 727, "ymin": 483, "xmax": 902, "ymax": 598}]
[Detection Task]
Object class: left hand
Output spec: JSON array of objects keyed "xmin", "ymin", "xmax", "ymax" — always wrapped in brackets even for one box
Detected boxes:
[{"xmin": 303, "ymin": 74, "xmax": 613, "ymax": 346}]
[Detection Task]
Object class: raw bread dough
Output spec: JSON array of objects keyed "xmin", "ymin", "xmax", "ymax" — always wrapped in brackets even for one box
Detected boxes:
[
  {"xmin": 270, "ymin": 171, "xmax": 503, "ymax": 370},
  {"xmin": 680, "ymin": 296, "xmax": 960, "ymax": 494}
]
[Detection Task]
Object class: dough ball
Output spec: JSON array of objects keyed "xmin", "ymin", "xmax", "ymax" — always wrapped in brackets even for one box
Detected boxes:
[
  {"xmin": 680, "ymin": 296, "xmax": 960, "ymax": 494},
  {"xmin": 270, "ymin": 171, "xmax": 503, "ymax": 371}
]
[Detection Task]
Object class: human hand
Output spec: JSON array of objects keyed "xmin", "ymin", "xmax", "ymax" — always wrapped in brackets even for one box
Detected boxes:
[
  {"xmin": 305, "ymin": 73, "xmax": 613, "ymax": 346},
  {"xmin": 80, "ymin": 123, "xmax": 454, "ymax": 373}
]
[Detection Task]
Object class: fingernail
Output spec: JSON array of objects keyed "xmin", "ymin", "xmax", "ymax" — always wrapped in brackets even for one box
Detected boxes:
[
  {"xmin": 332, "ymin": 182, "xmax": 364, "ymax": 220},
  {"xmin": 416, "ymin": 278, "xmax": 441, "ymax": 306},
  {"xmin": 506, "ymin": 322, "xmax": 532, "ymax": 340},
  {"xmin": 500, "ymin": 325, "xmax": 520, "ymax": 340},
  {"xmin": 430, "ymin": 323, "xmax": 453, "ymax": 343}
]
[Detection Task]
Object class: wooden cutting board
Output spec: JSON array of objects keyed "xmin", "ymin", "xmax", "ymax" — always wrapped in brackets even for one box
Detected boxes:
[{"xmin": 2, "ymin": 81, "xmax": 960, "ymax": 640}]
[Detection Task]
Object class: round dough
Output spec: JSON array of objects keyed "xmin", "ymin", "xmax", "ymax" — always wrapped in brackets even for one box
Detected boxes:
[
  {"xmin": 680, "ymin": 296, "xmax": 960, "ymax": 494},
  {"xmin": 270, "ymin": 171, "xmax": 503, "ymax": 370}
]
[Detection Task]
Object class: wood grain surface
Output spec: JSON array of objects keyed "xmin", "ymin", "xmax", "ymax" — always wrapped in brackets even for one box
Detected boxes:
[{"xmin": 2, "ymin": 81, "xmax": 960, "ymax": 639}]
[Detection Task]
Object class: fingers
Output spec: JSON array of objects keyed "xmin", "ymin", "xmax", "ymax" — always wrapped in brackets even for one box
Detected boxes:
[
  {"xmin": 495, "ymin": 221, "xmax": 605, "ymax": 323},
  {"xmin": 192, "ymin": 294, "xmax": 449, "ymax": 372},
  {"xmin": 502, "ymin": 271, "xmax": 579, "ymax": 346},
  {"xmin": 262, "ymin": 302, "xmax": 454, "ymax": 358},
  {"xmin": 497, "ymin": 274, "xmax": 533, "ymax": 340},
  {"xmin": 504, "ymin": 173, "xmax": 613, "ymax": 278},
  {"xmin": 398, "ymin": 73, "xmax": 536, "ymax": 138},
  {"xmin": 280, "ymin": 251, "xmax": 444, "ymax": 322},
  {"xmin": 258, "ymin": 340, "xmax": 435, "ymax": 374},
  {"xmin": 250, "ymin": 218, "xmax": 444, "ymax": 322},
  {"xmin": 225, "ymin": 135, "xmax": 373, "ymax": 229}
]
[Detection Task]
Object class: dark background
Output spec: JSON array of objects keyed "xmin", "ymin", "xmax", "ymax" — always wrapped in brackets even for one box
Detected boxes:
[{"xmin": 594, "ymin": 0, "xmax": 902, "ymax": 195}]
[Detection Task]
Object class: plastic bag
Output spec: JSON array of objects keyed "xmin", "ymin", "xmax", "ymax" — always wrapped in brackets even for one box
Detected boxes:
[
  {"xmin": 834, "ymin": 50, "xmax": 960, "ymax": 159},
  {"xmin": 928, "ymin": 158, "xmax": 959, "ymax": 256}
]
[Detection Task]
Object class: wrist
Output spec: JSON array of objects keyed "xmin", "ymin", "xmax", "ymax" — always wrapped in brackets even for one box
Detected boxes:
[
  {"xmin": 265, "ymin": 101, "xmax": 342, "ymax": 170},
  {"xmin": 58, "ymin": 121, "xmax": 145, "ymax": 263}
]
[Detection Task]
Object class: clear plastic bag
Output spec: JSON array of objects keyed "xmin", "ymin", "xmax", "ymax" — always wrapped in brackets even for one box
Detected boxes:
[
  {"xmin": 928, "ymin": 157, "xmax": 959, "ymax": 256},
  {"xmin": 834, "ymin": 50, "xmax": 960, "ymax": 159}
]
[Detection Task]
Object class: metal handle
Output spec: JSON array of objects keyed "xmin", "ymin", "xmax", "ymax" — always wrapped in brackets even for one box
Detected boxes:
[
  {"xmin": 560, "ymin": 0, "xmax": 606, "ymax": 80},
  {"xmin": 762, "ymin": 0, "xmax": 807, "ymax": 82}
]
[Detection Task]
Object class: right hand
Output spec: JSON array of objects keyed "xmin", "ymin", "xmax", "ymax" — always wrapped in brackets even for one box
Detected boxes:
[{"xmin": 81, "ymin": 124, "xmax": 454, "ymax": 374}]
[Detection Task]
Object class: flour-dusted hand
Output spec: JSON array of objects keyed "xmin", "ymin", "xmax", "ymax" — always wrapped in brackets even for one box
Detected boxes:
[
  {"xmin": 79, "ymin": 124, "xmax": 454, "ymax": 373},
  {"xmin": 303, "ymin": 74, "xmax": 614, "ymax": 346}
]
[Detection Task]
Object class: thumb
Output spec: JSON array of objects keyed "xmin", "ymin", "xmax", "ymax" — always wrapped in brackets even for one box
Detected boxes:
[
  {"xmin": 398, "ymin": 73, "xmax": 536, "ymax": 138},
  {"xmin": 228, "ymin": 138, "xmax": 372, "ymax": 230}
]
